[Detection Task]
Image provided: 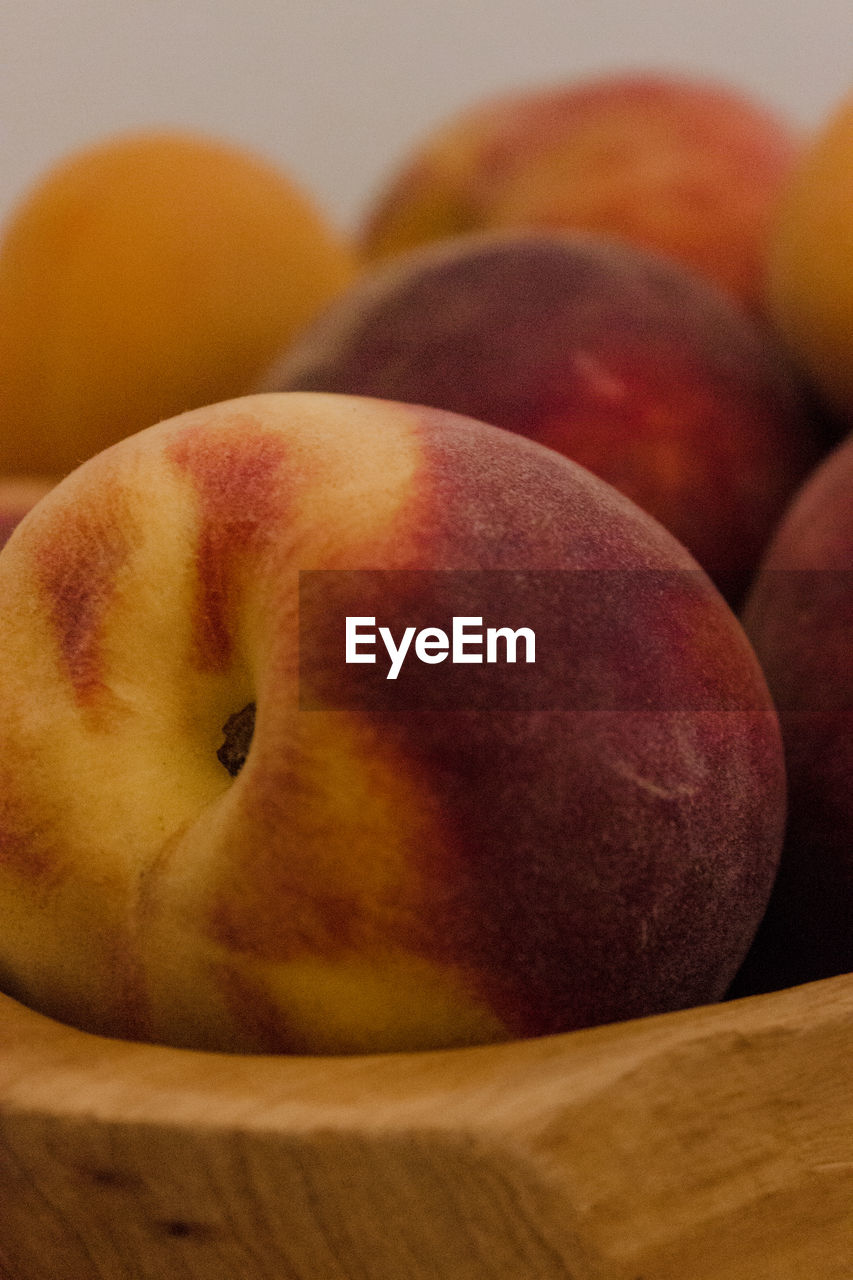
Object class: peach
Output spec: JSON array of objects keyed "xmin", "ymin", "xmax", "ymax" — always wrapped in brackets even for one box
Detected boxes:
[
  {"xmin": 0, "ymin": 130, "xmax": 357, "ymax": 477},
  {"xmin": 730, "ymin": 433, "xmax": 853, "ymax": 995},
  {"xmin": 0, "ymin": 392, "xmax": 786, "ymax": 1055},
  {"xmin": 262, "ymin": 231, "xmax": 825, "ymax": 606},
  {"xmin": 765, "ymin": 91, "xmax": 853, "ymax": 425},
  {"xmin": 0, "ymin": 476, "xmax": 56, "ymax": 550},
  {"xmin": 360, "ymin": 72, "xmax": 800, "ymax": 314}
]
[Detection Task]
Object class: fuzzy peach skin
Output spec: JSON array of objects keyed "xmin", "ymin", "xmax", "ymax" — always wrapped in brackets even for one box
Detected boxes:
[
  {"xmin": 0, "ymin": 476, "xmax": 56, "ymax": 549},
  {"xmin": 765, "ymin": 90, "xmax": 853, "ymax": 424},
  {"xmin": 360, "ymin": 72, "xmax": 799, "ymax": 315},
  {"xmin": 0, "ymin": 130, "xmax": 357, "ymax": 477},
  {"xmin": 730, "ymin": 433, "xmax": 853, "ymax": 996},
  {"xmin": 0, "ymin": 392, "xmax": 785, "ymax": 1055},
  {"xmin": 262, "ymin": 231, "xmax": 825, "ymax": 607}
]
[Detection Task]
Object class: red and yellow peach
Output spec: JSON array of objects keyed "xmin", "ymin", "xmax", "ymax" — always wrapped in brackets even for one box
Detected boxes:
[
  {"xmin": 0, "ymin": 392, "xmax": 786, "ymax": 1055},
  {"xmin": 360, "ymin": 72, "xmax": 800, "ymax": 315}
]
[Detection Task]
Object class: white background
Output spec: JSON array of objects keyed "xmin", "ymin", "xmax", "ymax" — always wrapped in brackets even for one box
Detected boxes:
[{"xmin": 1, "ymin": 1, "xmax": 851, "ymax": 238}]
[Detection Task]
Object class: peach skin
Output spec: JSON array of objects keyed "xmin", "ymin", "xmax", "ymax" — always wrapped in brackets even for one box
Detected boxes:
[
  {"xmin": 263, "ymin": 231, "xmax": 826, "ymax": 606},
  {"xmin": 0, "ymin": 476, "xmax": 56, "ymax": 549},
  {"xmin": 0, "ymin": 129, "xmax": 357, "ymax": 477},
  {"xmin": 732, "ymin": 432, "xmax": 853, "ymax": 995},
  {"xmin": 360, "ymin": 71, "xmax": 800, "ymax": 315},
  {"xmin": 0, "ymin": 391, "xmax": 786, "ymax": 1055},
  {"xmin": 766, "ymin": 90, "xmax": 853, "ymax": 425}
]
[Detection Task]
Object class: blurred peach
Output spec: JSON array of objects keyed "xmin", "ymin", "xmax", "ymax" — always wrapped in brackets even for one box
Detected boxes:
[
  {"xmin": 265, "ymin": 231, "xmax": 825, "ymax": 605},
  {"xmin": 766, "ymin": 90, "xmax": 853, "ymax": 424},
  {"xmin": 361, "ymin": 72, "xmax": 799, "ymax": 315},
  {"xmin": 733, "ymin": 432, "xmax": 853, "ymax": 993},
  {"xmin": 0, "ymin": 129, "xmax": 357, "ymax": 476},
  {"xmin": 0, "ymin": 475, "xmax": 56, "ymax": 549}
]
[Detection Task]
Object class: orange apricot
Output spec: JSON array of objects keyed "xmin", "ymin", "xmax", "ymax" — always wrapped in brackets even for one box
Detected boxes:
[{"xmin": 0, "ymin": 130, "xmax": 357, "ymax": 475}]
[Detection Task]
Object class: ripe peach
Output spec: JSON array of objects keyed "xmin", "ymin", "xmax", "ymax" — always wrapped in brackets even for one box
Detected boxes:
[
  {"xmin": 731, "ymin": 433, "xmax": 853, "ymax": 994},
  {"xmin": 262, "ymin": 231, "xmax": 825, "ymax": 606},
  {"xmin": 0, "ymin": 130, "xmax": 357, "ymax": 477},
  {"xmin": 0, "ymin": 392, "xmax": 785, "ymax": 1055},
  {"xmin": 765, "ymin": 91, "xmax": 853, "ymax": 424},
  {"xmin": 360, "ymin": 72, "xmax": 800, "ymax": 314},
  {"xmin": 0, "ymin": 476, "xmax": 56, "ymax": 549}
]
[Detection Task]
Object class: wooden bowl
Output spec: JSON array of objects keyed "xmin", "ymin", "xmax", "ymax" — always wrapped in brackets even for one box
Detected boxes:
[{"xmin": 0, "ymin": 973, "xmax": 851, "ymax": 1279}]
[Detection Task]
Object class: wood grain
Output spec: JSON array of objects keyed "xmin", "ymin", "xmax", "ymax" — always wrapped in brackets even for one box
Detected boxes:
[{"xmin": 0, "ymin": 974, "xmax": 851, "ymax": 1279}]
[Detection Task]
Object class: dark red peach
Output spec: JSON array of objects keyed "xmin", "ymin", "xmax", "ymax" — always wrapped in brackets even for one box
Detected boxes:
[
  {"xmin": 731, "ymin": 433, "xmax": 853, "ymax": 994},
  {"xmin": 261, "ymin": 231, "xmax": 826, "ymax": 605}
]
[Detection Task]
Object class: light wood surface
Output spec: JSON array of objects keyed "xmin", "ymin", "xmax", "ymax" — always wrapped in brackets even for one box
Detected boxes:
[{"xmin": 0, "ymin": 974, "xmax": 851, "ymax": 1279}]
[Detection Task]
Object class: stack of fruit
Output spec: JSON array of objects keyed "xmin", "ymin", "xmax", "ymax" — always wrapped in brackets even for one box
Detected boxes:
[{"xmin": 0, "ymin": 70, "xmax": 849, "ymax": 1057}]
